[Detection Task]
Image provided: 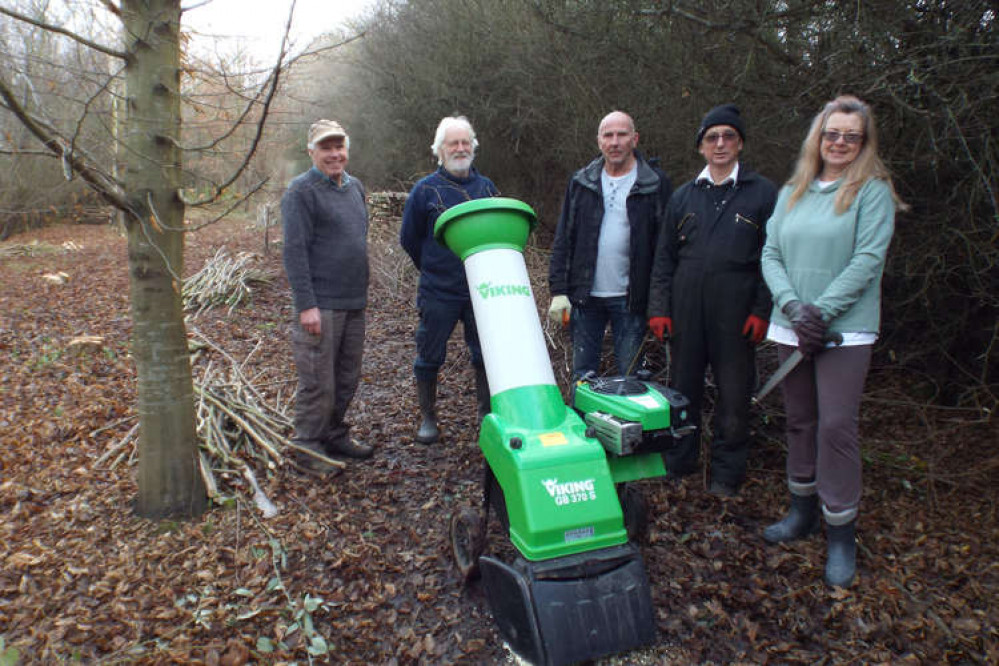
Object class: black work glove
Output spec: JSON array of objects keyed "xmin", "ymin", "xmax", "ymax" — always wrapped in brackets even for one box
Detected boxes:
[{"xmin": 783, "ymin": 300, "xmax": 828, "ymax": 356}]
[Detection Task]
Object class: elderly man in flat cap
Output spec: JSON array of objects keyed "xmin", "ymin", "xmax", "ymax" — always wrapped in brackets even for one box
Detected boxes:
[
  {"xmin": 648, "ymin": 104, "xmax": 777, "ymax": 497},
  {"xmin": 281, "ymin": 119, "xmax": 374, "ymax": 474}
]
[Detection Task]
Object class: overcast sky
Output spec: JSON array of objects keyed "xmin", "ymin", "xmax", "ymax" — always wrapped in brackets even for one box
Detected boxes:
[{"xmin": 182, "ymin": 0, "xmax": 375, "ymax": 64}]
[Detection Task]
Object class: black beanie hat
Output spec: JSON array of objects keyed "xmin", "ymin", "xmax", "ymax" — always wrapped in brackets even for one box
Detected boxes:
[{"xmin": 696, "ymin": 104, "xmax": 746, "ymax": 145}]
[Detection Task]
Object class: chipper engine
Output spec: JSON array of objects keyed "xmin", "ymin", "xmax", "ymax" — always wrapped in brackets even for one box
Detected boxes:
[{"xmin": 436, "ymin": 198, "xmax": 693, "ymax": 666}]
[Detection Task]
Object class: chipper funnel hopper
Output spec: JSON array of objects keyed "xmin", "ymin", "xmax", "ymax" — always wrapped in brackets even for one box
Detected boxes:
[{"xmin": 435, "ymin": 198, "xmax": 689, "ymax": 665}]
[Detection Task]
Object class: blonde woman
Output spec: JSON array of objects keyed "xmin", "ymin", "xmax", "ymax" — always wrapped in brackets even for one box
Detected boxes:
[{"xmin": 761, "ymin": 96, "xmax": 906, "ymax": 587}]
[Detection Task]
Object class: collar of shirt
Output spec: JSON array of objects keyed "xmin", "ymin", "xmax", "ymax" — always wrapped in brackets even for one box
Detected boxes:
[
  {"xmin": 601, "ymin": 164, "xmax": 638, "ymax": 211},
  {"xmin": 310, "ymin": 166, "xmax": 351, "ymax": 188},
  {"xmin": 695, "ymin": 162, "xmax": 739, "ymax": 186}
]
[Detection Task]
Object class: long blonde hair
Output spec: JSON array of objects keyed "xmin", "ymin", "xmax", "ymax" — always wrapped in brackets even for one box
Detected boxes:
[{"xmin": 786, "ymin": 95, "xmax": 906, "ymax": 214}]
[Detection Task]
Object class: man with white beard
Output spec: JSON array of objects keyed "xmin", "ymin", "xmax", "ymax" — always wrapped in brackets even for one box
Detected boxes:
[{"xmin": 400, "ymin": 115, "xmax": 500, "ymax": 444}]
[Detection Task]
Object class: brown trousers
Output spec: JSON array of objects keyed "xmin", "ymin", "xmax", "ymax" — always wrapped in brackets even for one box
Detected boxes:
[
  {"xmin": 291, "ymin": 309, "xmax": 366, "ymax": 448},
  {"xmin": 779, "ymin": 343, "xmax": 871, "ymax": 515}
]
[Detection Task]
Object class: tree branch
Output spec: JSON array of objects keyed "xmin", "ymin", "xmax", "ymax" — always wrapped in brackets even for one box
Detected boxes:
[
  {"xmin": 0, "ymin": 74, "xmax": 131, "ymax": 213},
  {"xmin": 97, "ymin": 0, "xmax": 122, "ymax": 18},
  {"xmin": 636, "ymin": 1, "xmax": 802, "ymax": 68},
  {"xmin": 181, "ymin": 0, "xmax": 300, "ymax": 206},
  {"xmin": 0, "ymin": 148, "xmax": 57, "ymax": 157},
  {"xmin": 0, "ymin": 6, "xmax": 127, "ymax": 59}
]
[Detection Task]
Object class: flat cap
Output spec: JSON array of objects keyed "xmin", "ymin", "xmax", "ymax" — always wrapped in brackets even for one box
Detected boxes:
[{"xmin": 308, "ymin": 119, "xmax": 347, "ymax": 146}]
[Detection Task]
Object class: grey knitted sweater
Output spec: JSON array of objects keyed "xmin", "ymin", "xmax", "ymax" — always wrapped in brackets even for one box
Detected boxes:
[{"xmin": 281, "ymin": 167, "xmax": 369, "ymax": 312}]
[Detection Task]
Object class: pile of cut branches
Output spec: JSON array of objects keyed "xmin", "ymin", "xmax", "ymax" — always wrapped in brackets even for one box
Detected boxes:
[
  {"xmin": 183, "ymin": 247, "xmax": 270, "ymax": 314},
  {"xmin": 194, "ymin": 359, "xmax": 288, "ymax": 517},
  {"xmin": 97, "ymin": 329, "xmax": 341, "ymax": 517}
]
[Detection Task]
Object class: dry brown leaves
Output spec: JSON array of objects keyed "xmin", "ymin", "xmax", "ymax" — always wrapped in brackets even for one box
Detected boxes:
[{"xmin": 0, "ymin": 203, "xmax": 995, "ymax": 664}]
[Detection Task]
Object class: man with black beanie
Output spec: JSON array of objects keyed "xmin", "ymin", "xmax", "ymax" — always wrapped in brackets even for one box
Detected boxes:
[{"xmin": 647, "ymin": 104, "xmax": 777, "ymax": 497}]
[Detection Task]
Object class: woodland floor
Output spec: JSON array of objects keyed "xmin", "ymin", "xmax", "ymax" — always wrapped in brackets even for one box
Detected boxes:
[{"xmin": 0, "ymin": 202, "xmax": 996, "ymax": 665}]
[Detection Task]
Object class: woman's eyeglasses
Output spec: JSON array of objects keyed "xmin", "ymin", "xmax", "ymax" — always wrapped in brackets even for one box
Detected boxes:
[{"xmin": 821, "ymin": 130, "xmax": 864, "ymax": 145}]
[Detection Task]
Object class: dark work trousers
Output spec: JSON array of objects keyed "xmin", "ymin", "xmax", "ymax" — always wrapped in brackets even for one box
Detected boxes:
[
  {"xmin": 291, "ymin": 308, "xmax": 366, "ymax": 449},
  {"xmin": 667, "ymin": 315, "xmax": 755, "ymax": 486},
  {"xmin": 570, "ymin": 296, "xmax": 646, "ymax": 379},
  {"xmin": 779, "ymin": 343, "xmax": 871, "ymax": 515},
  {"xmin": 413, "ymin": 296, "xmax": 483, "ymax": 382}
]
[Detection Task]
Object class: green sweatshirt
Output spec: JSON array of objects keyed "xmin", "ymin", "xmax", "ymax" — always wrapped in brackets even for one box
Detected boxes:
[{"xmin": 762, "ymin": 177, "xmax": 896, "ymax": 334}]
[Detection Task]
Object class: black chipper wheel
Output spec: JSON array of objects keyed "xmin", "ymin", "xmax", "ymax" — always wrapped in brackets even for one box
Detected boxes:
[
  {"xmin": 619, "ymin": 483, "xmax": 650, "ymax": 543},
  {"xmin": 449, "ymin": 507, "xmax": 487, "ymax": 584}
]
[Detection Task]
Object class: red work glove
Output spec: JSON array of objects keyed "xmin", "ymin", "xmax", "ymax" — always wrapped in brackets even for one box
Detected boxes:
[
  {"xmin": 648, "ymin": 317, "xmax": 673, "ymax": 341},
  {"xmin": 741, "ymin": 314, "xmax": 768, "ymax": 344}
]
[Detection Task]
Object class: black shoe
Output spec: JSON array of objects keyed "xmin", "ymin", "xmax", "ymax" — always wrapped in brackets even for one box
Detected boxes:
[
  {"xmin": 664, "ymin": 472, "xmax": 685, "ymax": 487},
  {"xmin": 324, "ymin": 437, "xmax": 374, "ymax": 460},
  {"xmin": 708, "ymin": 479, "xmax": 738, "ymax": 498},
  {"xmin": 664, "ymin": 466, "xmax": 695, "ymax": 487}
]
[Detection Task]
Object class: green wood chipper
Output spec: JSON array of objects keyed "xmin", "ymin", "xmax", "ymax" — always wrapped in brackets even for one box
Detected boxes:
[{"xmin": 436, "ymin": 198, "xmax": 693, "ymax": 666}]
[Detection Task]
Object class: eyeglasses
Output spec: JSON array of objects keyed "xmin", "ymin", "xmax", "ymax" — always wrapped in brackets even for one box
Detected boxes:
[
  {"xmin": 821, "ymin": 130, "xmax": 864, "ymax": 145},
  {"xmin": 703, "ymin": 130, "xmax": 739, "ymax": 144}
]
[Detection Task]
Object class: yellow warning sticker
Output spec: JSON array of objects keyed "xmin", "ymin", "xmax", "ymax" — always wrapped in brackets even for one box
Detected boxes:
[{"xmin": 539, "ymin": 432, "xmax": 568, "ymax": 447}]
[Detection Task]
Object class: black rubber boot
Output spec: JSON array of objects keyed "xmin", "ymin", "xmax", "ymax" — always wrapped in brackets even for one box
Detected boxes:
[
  {"xmin": 763, "ymin": 492, "xmax": 820, "ymax": 544},
  {"xmin": 474, "ymin": 364, "xmax": 490, "ymax": 420},
  {"xmin": 825, "ymin": 519, "xmax": 857, "ymax": 588},
  {"xmin": 415, "ymin": 378, "xmax": 440, "ymax": 444}
]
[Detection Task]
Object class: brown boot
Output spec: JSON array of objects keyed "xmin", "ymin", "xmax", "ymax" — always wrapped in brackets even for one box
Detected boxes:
[
  {"xmin": 324, "ymin": 437, "xmax": 374, "ymax": 459},
  {"xmin": 290, "ymin": 440, "xmax": 343, "ymax": 476}
]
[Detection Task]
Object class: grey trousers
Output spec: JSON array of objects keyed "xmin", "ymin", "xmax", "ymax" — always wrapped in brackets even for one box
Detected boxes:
[
  {"xmin": 779, "ymin": 343, "xmax": 871, "ymax": 515},
  {"xmin": 291, "ymin": 308, "xmax": 365, "ymax": 448}
]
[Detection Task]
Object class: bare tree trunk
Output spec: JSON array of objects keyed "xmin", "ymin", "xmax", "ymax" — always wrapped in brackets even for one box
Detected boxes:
[{"xmin": 122, "ymin": 0, "xmax": 205, "ymax": 518}]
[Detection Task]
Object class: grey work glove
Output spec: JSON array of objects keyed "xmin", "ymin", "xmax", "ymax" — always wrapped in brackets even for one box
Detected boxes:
[{"xmin": 783, "ymin": 300, "xmax": 828, "ymax": 356}]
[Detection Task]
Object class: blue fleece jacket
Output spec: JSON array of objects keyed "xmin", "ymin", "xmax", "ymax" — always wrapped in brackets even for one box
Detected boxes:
[{"xmin": 399, "ymin": 166, "xmax": 499, "ymax": 301}]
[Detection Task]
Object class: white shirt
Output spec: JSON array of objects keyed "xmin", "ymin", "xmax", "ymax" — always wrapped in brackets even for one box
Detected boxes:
[
  {"xmin": 592, "ymin": 165, "xmax": 638, "ymax": 297},
  {"xmin": 767, "ymin": 323, "xmax": 877, "ymax": 348},
  {"xmin": 695, "ymin": 162, "xmax": 740, "ymax": 186}
]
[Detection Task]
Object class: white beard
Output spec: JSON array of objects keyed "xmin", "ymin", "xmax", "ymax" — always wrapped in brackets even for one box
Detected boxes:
[{"xmin": 445, "ymin": 155, "xmax": 473, "ymax": 175}]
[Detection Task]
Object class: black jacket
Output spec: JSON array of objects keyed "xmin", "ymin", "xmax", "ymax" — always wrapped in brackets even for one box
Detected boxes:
[
  {"xmin": 549, "ymin": 152, "xmax": 672, "ymax": 315},
  {"xmin": 647, "ymin": 166, "xmax": 777, "ymax": 326}
]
